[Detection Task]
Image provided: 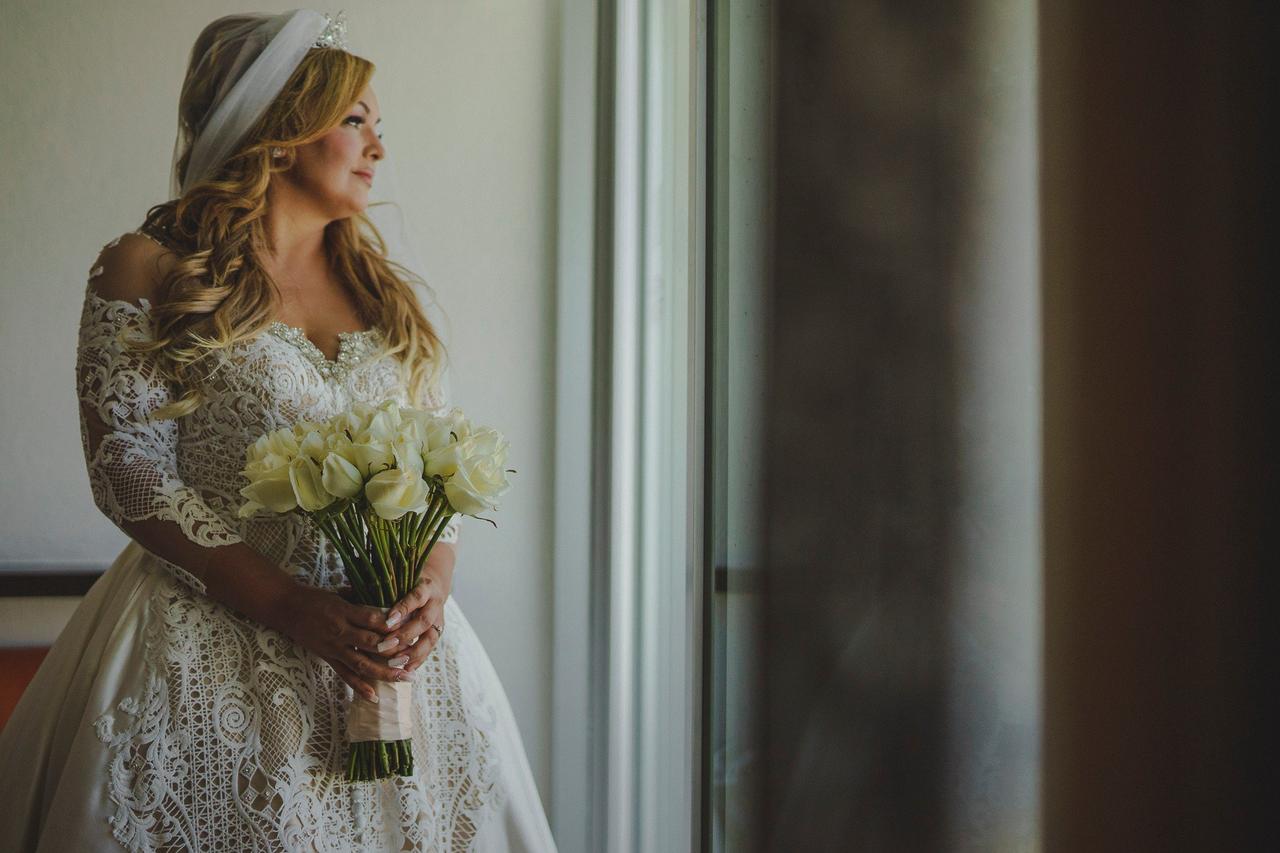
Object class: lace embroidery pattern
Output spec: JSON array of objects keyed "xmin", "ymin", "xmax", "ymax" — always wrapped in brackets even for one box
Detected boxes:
[
  {"xmin": 76, "ymin": 293, "xmax": 244, "ymax": 573},
  {"xmin": 82, "ymin": 230, "xmax": 479, "ymax": 851},
  {"xmin": 93, "ymin": 572, "xmax": 501, "ymax": 852}
]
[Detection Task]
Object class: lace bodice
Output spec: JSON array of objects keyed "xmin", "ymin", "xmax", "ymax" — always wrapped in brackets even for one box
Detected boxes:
[{"xmin": 77, "ymin": 230, "xmax": 460, "ymax": 592}]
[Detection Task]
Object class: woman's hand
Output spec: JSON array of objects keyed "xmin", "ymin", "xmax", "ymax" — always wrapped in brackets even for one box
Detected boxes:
[
  {"xmin": 279, "ymin": 583, "xmax": 411, "ymax": 703},
  {"xmin": 375, "ymin": 543, "xmax": 456, "ymax": 675}
]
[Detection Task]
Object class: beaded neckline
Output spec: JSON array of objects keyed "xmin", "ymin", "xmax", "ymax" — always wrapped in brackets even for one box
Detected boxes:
[{"xmin": 266, "ymin": 321, "xmax": 384, "ymax": 382}]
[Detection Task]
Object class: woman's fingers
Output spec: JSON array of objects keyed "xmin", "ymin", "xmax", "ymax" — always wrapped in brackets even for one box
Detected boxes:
[
  {"xmin": 405, "ymin": 620, "xmax": 446, "ymax": 673},
  {"xmin": 385, "ymin": 577, "xmax": 437, "ymax": 631},
  {"xmin": 341, "ymin": 646, "xmax": 413, "ymax": 684},
  {"xmin": 343, "ymin": 601, "xmax": 394, "ymax": 633},
  {"xmin": 338, "ymin": 601, "xmax": 426, "ymax": 656},
  {"xmin": 379, "ymin": 598, "xmax": 442, "ymax": 652},
  {"xmin": 326, "ymin": 655, "xmax": 376, "ymax": 702},
  {"xmin": 321, "ymin": 600, "xmax": 392, "ymax": 654},
  {"xmin": 344, "ymin": 627, "xmax": 387, "ymax": 655}
]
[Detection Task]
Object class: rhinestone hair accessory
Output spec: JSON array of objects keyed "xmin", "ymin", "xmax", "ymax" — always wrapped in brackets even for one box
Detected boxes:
[{"xmin": 313, "ymin": 10, "xmax": 348, "ymax": 50}]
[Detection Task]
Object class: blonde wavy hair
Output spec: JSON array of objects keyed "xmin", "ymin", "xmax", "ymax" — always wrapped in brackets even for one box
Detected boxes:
[{"xmin": 136, "ymin": 18, "xmax": 448, "ymax": 419}]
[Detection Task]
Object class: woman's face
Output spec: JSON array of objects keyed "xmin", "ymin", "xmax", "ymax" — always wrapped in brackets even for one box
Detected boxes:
[{"xmin": 281, "ymin": 83, "xmax": 385, "ymax": 219}]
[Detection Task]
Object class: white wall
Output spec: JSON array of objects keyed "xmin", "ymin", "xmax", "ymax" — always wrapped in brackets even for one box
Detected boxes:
[{"xmin": 0, "ymin": 0, "xmax": 560, "ymax": 802}]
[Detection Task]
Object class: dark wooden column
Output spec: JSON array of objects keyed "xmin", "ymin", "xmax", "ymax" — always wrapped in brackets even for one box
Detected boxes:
[{"xmin": 1040, "ymin": 3, "xmax": 1274, "ymax": 850}]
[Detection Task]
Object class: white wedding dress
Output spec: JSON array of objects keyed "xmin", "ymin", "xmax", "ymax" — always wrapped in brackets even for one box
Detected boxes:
[{"xmin": 0, "ymin": 229, "xmax": 558, "ymax": 853}]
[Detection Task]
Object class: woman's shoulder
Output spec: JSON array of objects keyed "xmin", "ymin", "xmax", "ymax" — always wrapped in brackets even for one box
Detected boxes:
[{"xmin": 87, "ymin": 227, "xmax": 180, "ymax": 306}]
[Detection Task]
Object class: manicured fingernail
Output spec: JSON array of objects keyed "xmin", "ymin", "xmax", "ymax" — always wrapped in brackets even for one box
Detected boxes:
[
  {"xmin": 385, "ymin": 611, "xmax": 402, "ymax": 628},
  {"xmin": 408, "ymin": 635, "xmax": 419, "ymax": 646},
  {"xmin": 388, "ymin": 655, "xmax": 409, "ymax": 668},
  {"xmin": 396, "ymin": 671, "xmax": 411, "ymax": 681},
  {"xmin": 376, "ymin": 637, "xmax": 399, "ymax": 652},
  {"xmin": 367, "ymin": 692, "xmax": 379, "ymax": 703}
]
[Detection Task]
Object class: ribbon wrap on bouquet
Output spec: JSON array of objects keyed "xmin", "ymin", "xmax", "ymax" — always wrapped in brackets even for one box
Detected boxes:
[
  {"xmin": 348, "ymin": 680, "xmax": 414, "ymax": 741},
  {"xmin": 346, "ymin": 604, "xmax": 415, "ymax": 742}
]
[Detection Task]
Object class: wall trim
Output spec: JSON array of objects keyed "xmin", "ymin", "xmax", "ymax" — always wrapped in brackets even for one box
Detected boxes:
[{"xmin": 0, "ymin": 564, "xmax": 106, "ymax": 596}]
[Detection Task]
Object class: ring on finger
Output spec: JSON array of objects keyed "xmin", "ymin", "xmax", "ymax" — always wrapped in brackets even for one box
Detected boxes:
[{"xmin": 430, "ymin": 623, "xmax": 444, "ymax": 638}]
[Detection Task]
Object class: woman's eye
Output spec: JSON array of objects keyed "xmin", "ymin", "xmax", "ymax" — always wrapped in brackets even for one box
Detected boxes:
[{"xmin": 344, "ymin": 115, "xmax": 382, "ymax": 141}]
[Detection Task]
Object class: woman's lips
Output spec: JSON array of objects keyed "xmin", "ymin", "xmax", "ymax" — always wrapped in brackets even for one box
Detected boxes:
[{"xmin": 354, "ymin": 170, "xmax": 374, "ymax": 185}]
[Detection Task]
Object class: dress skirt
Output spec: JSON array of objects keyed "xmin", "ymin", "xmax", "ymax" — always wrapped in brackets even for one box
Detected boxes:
[{"xmin": 0, "ymin": 540, "xmax": 557, "ymax": 853}]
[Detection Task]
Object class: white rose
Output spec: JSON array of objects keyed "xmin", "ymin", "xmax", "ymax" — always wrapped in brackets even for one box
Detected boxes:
[
  {"xmin": 243, "ymin": 427, "xmax": 298, "ymax": 468},
  {"xmin": 351, "ymin": 439, "xmax": 395, "ymax": 477},
  {"xmin": 468, "ymin": 426, "xmax": 510, "ymax": 466},
  {"xmin": 243, "ymin": 450, "xmax": 291, "ymax": 480},
  {"xmin": 392, "ymin": 435, "xmax": 425, "ymax": 478},
  {"xmin": 442, "ymin": 428, "xmax": 512, "ymax": 515},
  {"xmin": 324, "ymin": 431, "xmax": 357, "ymax": 461},
  {"xmin": 361, "ymin": 401, "xmax": 402, "ymax": 443},
  {"xmin": 291, "ymin": 419, "xmax": 327, "ymax": 440},
  {"xmin": 335, "ymin": 404, "xmax": 374, "ymax": 437},
  {"xmin": 298, "ymin": 430, "xmax": 327, "ymax": 464},
  {"xmin": 419, "ymin": 407, "xmax": 469, "ymax": 451},
  {"xmin": 365, "ymin": 468, "xmax": 431, "ymax": 520},
  {"xmin": 238, "ymin": 463, "xmax": 297, "ymax": 515},
  {"xmin": 245, "ymin": 432, "xmax": 274, "ymax": 465},
  {"xmin": 423, "ymin": 440, "xmax": 463, "ymax": 479},
  {"xmin": 321, "ymin": 452, "xmax": 363, "ymax": 499},
  {"xmin": 267, "ymin": 428, "xmax": 300, "ymax": 459},
  {"xmin": 289, "ymin": 456, "xmax": 335, "ymax": 512},
  {"xmin": 399, "ymin": 407, "xmax": 442, "ymax": 445}
]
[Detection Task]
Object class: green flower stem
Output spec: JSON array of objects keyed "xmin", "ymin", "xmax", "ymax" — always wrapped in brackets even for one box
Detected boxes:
[
  {"xmin": 325, "ymin": 524, "xmax": 361, "ymax": 596},
  {"xmin": 366, "ymin": 514, "xmax": 395, "ymax": 598},
  {"xmin": 422, "ymin": 511, "xmax": 454, "ymax": 560},
  {"xmin": 408, "ymin": 493, "xmax": 430, "ymax": 553},
  {"xmin": 379, "ymin": 522, "xmax": 401, "ymax": 599},
  {"xmin": 410, "ymin": 494, "xmax": 434, "ymax": 551},
  {"xmin": 414, "ymin": 491, "xmax": 446, "ymax": 555},
  {"xmin": 383, "ymin": 519, "xmax": 408, "ymax": 595},
  {"xmin": 331, "ymin": 508, "xmax": 381, "ymax": 594},
  {"xmin": 314, "ymin": 517, "xmax": 373, "ymax": 602},
  {"xmin": 363, "ymin": 512, "xmax": 391, "ymax": 591},
  {"xmin": 359, "ymin": 510, "xmax": 395, "ymax": 606},
  {"xmin": 387, "ymin": 522, "xmax": 409, "ymax": 596}
]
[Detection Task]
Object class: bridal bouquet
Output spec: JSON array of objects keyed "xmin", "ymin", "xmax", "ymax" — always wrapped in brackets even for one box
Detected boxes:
[{"xmin": 236, "ymin": 399, "xmax": 513, "ymax": 781}]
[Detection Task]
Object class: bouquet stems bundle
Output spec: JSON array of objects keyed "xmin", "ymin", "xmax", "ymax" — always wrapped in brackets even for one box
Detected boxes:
[
  {"xmin": 238, "ymin": 400, "xmax": 513, "ymax": 781},
  {"xmin": 311, "ymin": 496, "xmax": 452, "ymax": 779}
]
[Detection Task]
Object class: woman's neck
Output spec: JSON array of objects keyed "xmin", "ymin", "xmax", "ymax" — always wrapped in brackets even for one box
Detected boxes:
[{"xmin": 262, "ymin": 184, "xmax": 332, "ymax": 277}]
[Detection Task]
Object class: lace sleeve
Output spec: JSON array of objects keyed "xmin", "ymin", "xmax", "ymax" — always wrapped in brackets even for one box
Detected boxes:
[{"xmin": 77, "ymin": 234, "xmax": 243, "ymax": 591}]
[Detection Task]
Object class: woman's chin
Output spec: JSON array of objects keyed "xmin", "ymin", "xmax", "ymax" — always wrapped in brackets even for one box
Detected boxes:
[
  {"xmin": 346, "ymin": 188, "xmax": 372, "ymax": 214},
  {"xmin": 322, "ymin": 194, "xmax": 370, "ymax": 220}
]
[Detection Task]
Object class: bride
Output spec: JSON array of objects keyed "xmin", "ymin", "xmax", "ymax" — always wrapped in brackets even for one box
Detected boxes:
[{"xmin": 0, "ymin": 10, "xmax": 557, "ymax": 852}]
